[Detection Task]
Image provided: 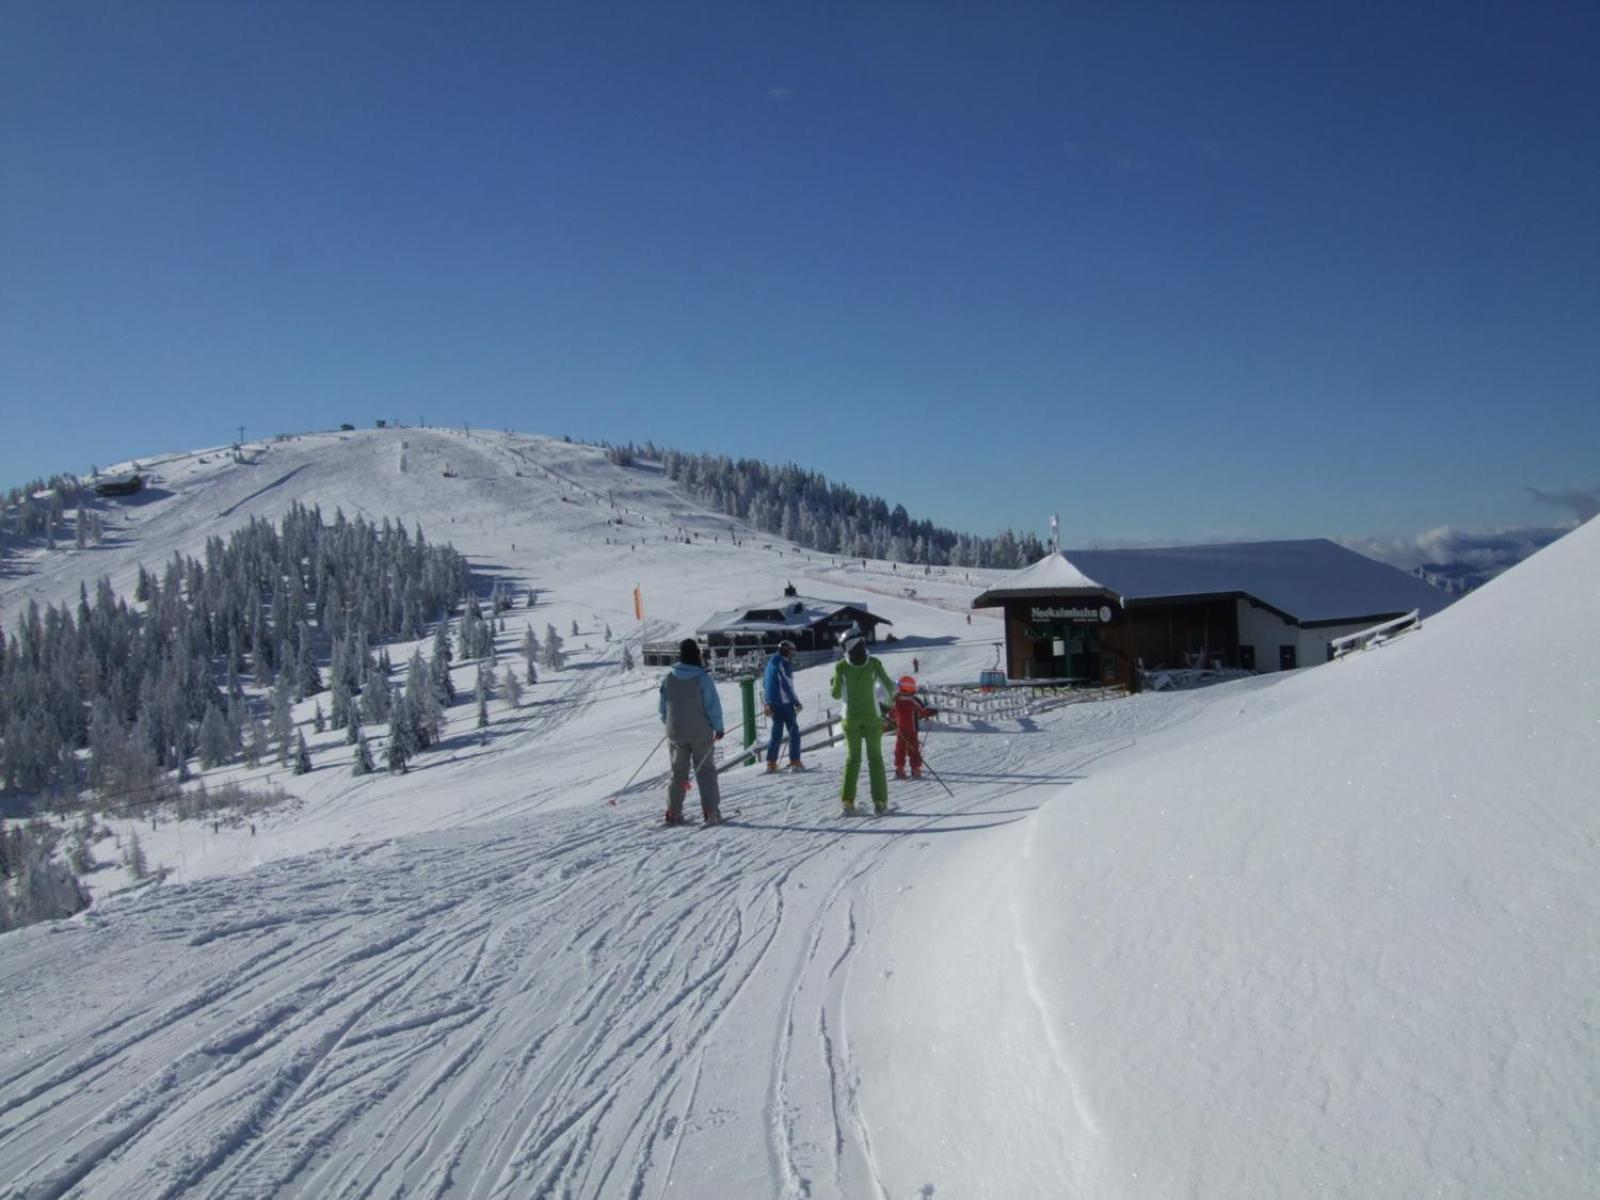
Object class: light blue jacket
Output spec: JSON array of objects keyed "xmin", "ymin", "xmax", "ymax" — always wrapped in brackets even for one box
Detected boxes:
[{"xmin": 659, "ymin": 663, "xmax": 724, "ymax": 737}]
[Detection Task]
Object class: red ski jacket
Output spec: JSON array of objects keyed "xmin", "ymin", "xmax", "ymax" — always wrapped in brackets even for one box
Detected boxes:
[{"xmin": 890, "ymin": 694, "xmax": 934, "ymax": 736}]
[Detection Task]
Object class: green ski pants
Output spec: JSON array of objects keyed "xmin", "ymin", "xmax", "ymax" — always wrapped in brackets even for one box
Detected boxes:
[{"xmin": 841, "ymin": 723, "xmax": 889, "ymax": 809}]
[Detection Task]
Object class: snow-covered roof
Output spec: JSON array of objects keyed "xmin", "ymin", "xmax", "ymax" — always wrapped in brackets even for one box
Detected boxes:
[
  {"xmin": 976, "ymin": 540, "xmax": 1452, "ymax": 626},
  {"xmin": 986, "ymin": 550, "xmax": 1106, "ymax": 593},
  {"xmin": 695, "ymin": 594, "xmax": 889, "ymax": 635}
]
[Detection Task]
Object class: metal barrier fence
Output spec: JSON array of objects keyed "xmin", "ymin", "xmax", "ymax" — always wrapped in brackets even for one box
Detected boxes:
[{"xmin": 1331, "ymin": 609, "xmax": 1422, "ymax": 659}]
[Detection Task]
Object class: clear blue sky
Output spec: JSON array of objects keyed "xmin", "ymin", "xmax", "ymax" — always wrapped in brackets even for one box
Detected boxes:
[{"xmin": 4, "ymin": 1, "xmax": 1597, "ymax": 546}]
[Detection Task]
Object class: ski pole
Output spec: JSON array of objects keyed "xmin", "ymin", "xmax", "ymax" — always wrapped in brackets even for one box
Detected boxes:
[
  {"xmin": 607, "ymin": 733, "xmax": 667, "ymax": 805},
  {"xmin": 916, "ymin": 746, "xmax": 957, "ymax": 800}
]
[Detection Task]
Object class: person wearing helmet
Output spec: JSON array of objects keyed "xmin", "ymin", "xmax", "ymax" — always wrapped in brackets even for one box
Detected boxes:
[
  {"xmin": 890, "ymin": 675, "xmax": 938, "ymax": 779},
  {"xmin": 762, "ymin": 639, "xmax": 805, "ymax": 772},
  {"xmin": 829, "ymin": 627, "xmax": 896, "ymax": 814}
]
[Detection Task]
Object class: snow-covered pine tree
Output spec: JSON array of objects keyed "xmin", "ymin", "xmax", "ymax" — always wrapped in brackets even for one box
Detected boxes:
[
  {"xmin": 387, "ymin": 698, "xmax": 416, "ymax": 771},
  {"xmin": 542, "ymin": 624, "xmax": 565, "ymax": 671},
  {"xmin": 293, "ymin": 731, "xmax": 312, "ymax": 775},
  {"xmin": 313, "ymin": 702, "xmax": 325, "ymax": 734},
  {"xmin": 124, "ymin": 829, "xmax": 149, "ymax": 880},
  {"xmin": 503, "ymin": 672, "xmax": 523, "ymax": 708},
  {"xmin": 522, "ymin": 625, "xmax": 539, "ymax": 681},
  {"xmin": 270, "ymin": 679, "xmax": 294, "ymax": 767},
  {"xmin": 621, "ymin": 643, "xmax": 635, "ymax": 671},
  {"xmin": 198, "ymin": 703, "xmax": 234, "ymax": 769},
  {"xmin": 353, "ymin": 728, "xmax": 374, "ymax": 776},
  {"xmin": 405, "ymin": 653, "xmax": 443, "ymax": 748}
]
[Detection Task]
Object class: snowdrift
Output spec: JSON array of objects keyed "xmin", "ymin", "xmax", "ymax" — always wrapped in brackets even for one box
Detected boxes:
[{"xmin": 864, "ymin": 517, "xmax": 1599, "ymax": 1196}]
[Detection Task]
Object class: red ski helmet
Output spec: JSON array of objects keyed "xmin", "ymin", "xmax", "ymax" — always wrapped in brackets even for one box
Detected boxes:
[{"xmin": 898, "ymin": 675, "xmax": 917, "ymax": 693}]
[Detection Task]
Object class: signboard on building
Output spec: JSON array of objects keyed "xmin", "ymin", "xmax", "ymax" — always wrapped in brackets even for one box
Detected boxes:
[{"xmin": 1031, "ymin": 605, "xmax": 1113, "ymax": 624}]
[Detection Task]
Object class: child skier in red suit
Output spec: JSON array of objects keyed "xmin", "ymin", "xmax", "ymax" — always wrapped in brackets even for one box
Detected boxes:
[{"xmin": 890, "ymin": 676, "xmax": 937, "ymax": 779}]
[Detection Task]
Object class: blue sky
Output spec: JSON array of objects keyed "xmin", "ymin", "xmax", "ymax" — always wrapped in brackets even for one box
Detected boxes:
[{"xmin": 3, "ymin": 1, "xmax": 1597, "ymax": 549}]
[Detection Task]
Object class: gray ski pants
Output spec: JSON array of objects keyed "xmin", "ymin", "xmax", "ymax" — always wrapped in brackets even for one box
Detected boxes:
[{"xmin": 667, "ymin": 736, "xmax": 721, "ymax": 820}]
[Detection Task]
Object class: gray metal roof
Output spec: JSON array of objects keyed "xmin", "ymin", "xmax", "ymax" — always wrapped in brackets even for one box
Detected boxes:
[
  {"xmin": 976, "ymin": 540, "xmax": 1451, "ymax": 626},
  {"xmin": 695, "ymin": 595, "xmax": 889, "ymax": 636}
]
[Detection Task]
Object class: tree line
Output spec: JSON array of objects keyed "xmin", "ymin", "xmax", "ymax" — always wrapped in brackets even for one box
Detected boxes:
[
  {"xmin": 0, "ymin": 502, "xmax": 471, "ymax": 804},
  {"xmin": 603, "ymin": 442, "xmax": 1047, "ymax": 568}
]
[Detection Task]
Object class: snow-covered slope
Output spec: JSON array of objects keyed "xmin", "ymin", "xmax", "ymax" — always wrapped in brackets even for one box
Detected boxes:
[
  {"xmin": 864, "ymin": 514, "xmax": 1600, "ymax": 1197},
  {"xmin": 0, "ymin": 429, "xmax": 1593, "ymax": 1198}
]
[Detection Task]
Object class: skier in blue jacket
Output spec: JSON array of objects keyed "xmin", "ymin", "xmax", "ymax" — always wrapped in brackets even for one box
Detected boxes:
[
  {"xmin": 658, "ymin": 639, "xmax": 725, "ymax": 824},
  {"xmin": 762, "ymin": 640, "xmax": 805, "ymax": 772}
]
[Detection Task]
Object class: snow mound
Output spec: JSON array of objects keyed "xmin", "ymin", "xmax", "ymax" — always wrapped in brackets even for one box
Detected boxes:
[{"xmin": 867, "ymin": 517, "xmax": 1600, "ymax": 1197}]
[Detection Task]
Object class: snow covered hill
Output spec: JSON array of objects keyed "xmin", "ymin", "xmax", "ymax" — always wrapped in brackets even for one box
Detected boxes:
[{"xmin": 0, "ymin": 428, "xmax": 1594, "ymax": 1198}]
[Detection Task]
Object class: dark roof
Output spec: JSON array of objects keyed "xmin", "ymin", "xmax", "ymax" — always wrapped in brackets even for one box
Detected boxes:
[
  {"xmin": 696, "ymin": 595, "xmax": 890, "ymax": 636},
  {"xmin": 975, "ymin": 539, "xmax": 1451, "ymax": 626}
]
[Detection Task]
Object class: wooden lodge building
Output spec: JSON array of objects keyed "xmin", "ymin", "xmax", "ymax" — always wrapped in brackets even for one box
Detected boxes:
[{"xmin": 973, "ymin": 539, "xmax": 1452, "ymax": 687}]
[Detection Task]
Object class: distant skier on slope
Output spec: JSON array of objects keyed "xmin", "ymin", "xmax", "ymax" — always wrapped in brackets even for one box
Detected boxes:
[
  {"xmin": 658, "ymin": 639, "xmax": 725, "ymax": 825},
  {"xmin": 890, "ymin": 676, "xmax": 938, "ymax": 779},
  {"xmin": 762, "ymin": 640, "xmax": 805, "ymax": 773},
  {"xmin": 830, "ymin": 628, "xmax": 896, "ymax": 815}
]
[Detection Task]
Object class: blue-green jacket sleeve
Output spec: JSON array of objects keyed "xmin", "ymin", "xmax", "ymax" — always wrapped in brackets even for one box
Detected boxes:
[{"xmin": 699, "ymin": 672, "xmax": 724, "ymax": 733}]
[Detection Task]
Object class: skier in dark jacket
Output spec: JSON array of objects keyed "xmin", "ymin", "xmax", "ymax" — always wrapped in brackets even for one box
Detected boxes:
[
  {"xmin": 657, "ymin": 639, "xmax": 725, "ymax": 824},
  {"xmin": 762, "ymin": 640, "xmax": 805, "ymax": 772}
]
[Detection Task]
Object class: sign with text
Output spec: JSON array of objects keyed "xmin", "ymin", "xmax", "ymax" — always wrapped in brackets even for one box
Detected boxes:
[{"xmin": 1031, "ymin": 605, "xmax": 1113, "ymax": 624}]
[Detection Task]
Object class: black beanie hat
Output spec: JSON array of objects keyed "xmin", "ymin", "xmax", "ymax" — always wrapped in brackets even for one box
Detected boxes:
[{"xmin": 678, "ymin": 638, "xmax": 702, "ymax": 665}]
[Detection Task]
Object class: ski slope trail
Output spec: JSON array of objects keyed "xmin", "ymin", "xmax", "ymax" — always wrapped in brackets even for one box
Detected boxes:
[{"xmin": 0, "ymin": 688, "xmax": 1205, "ymax": 1199}]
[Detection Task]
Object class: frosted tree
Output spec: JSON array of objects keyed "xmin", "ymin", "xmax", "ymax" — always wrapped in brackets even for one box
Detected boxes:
[
  {"xmin": 292, "ymin": 731, "xmax": 312, "ymax": 775},
  {"xmin": 270, "ymin": 680, "xmax": 295, "ymax": 767},
  {"xmin": 313, "ymin": 702, "xmax": 326, "ymax": 734},
  {"xmin": 542, "ymin": 624, "xmax": 565, "ymax": 671},
  {"xmin": 571, "ymin": 619, "xmax": 580, "ymax": 637},
  {"xmin": 620, "ymin": 643, "xmax": 635, "ymax": 671},
  {"xmin": 604, "ymin": 623, "xmax": 612, "ymax": 642},
  {"xmin": 405, "ymin": 654, "xmax": 444, "ymax": 748},
  {"xmin": 352, "ymin": 728, "xmax": 374, "ymax": 776},
  {"xmin": 522, "ymin": 625, "xmax": 540, "ymax": 683},
  {"xmin": 198, "ymin": 703, "xmax": 234, "ymax": 769},
  {"xmin": 124, "ymin": 830, "xmax": 149, "ymax": 881},
  {"xmin": 503, "ymin": 672, "xmax": 523, "ymax": 708}
]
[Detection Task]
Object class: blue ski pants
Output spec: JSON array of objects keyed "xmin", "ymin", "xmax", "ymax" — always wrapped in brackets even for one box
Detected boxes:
[{"xmin": 766, "ymin": 703, "xmax": 802, "ymax": 764}]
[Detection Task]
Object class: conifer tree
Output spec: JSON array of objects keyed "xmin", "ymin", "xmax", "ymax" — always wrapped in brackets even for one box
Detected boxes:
[
  {"xmin": 270, "ymin": 680, "xmax": 294, "ymax": 766},
  {"xmin": 313, "ymin": 702, "xmax": 325, "ymax": 734},
  {"xmin": 292, "ymin": 731, "xmax": 312, "ymax": 775},
  {"xmin": 345, "ymin": 706, "xmax": 360, "ymax": 746},
  {"xmin": 542, "ymin": 624, "xmax": 565, "ymax": 671},
  {"xmin": 353, "ymin": 728, "xmax": 374, "ymax": 775},
  {"xmin": 198, "ymin": 703, "xmax": 234, "ymax": 769},
  {"xmin": 503, "ymin": 672, "xmax": 523, "ymax": 708},
  {"xmin": 522, "ymin": 625, "xmax": 539, "ymax": 682}
]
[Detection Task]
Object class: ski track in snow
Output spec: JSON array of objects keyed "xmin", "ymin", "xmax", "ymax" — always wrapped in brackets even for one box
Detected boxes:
[
  {"xmin": 0, "ymin": 428, "xmax": 1225, "ymax": 1197},
  {"xmin": 0, "ymin": 696, "xmax": 1190, "ymax": 1199}
]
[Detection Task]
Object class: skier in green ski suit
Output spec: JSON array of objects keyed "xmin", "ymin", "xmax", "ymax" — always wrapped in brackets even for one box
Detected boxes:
[{"xmin": 830, "ymin": 628, "xmax": 897, "ymax": 814}]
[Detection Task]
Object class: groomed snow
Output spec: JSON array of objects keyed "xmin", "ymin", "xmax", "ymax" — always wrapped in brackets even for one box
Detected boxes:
[{"xmin": 0, "ymin": 428, "xmax": 1594, "ymax": 1198}]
